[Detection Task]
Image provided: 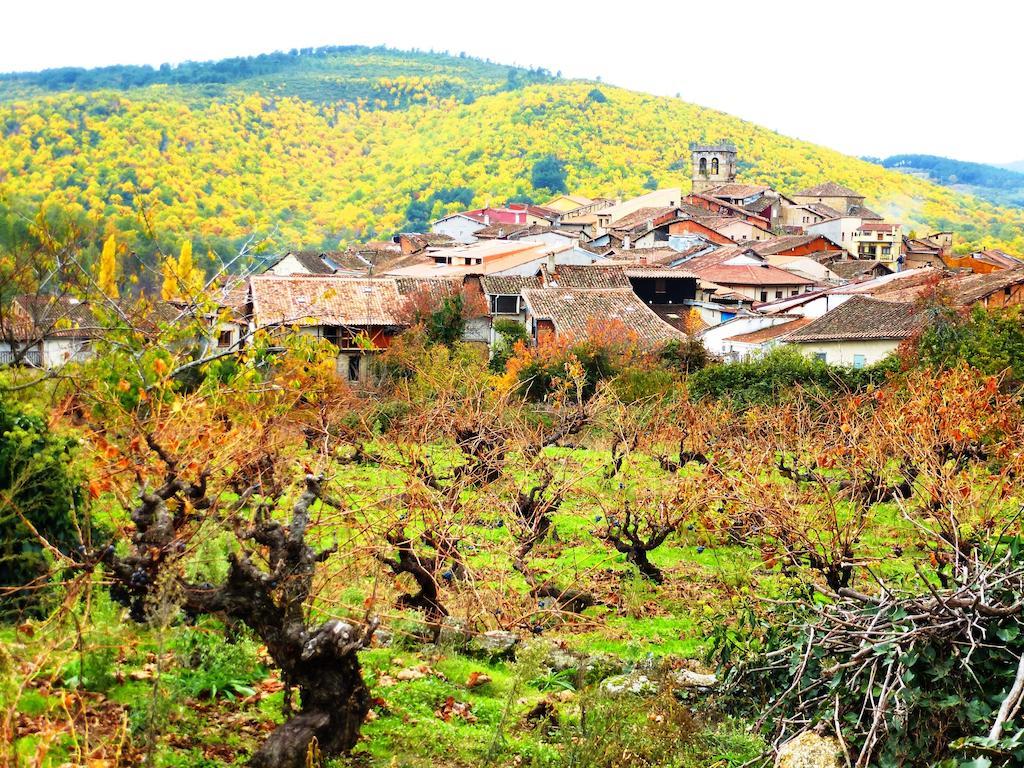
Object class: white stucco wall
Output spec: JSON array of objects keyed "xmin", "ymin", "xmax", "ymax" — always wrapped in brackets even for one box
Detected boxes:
[
  {"xmin": 431, "ymin": 216, "xmax": 485, "ymax": 244},
  {"xmin": 789, "ymin": 339, "xmax": 900, "ymax": 366}
]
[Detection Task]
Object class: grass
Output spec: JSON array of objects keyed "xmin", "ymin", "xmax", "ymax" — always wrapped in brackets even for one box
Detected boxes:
[{"xmin": 0, "ymin": 442, "xmax": 963, "ymax": 766}]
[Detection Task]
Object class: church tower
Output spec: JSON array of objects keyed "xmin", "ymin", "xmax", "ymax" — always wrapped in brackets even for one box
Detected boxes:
[{"xmin": 690, "ymin": 141, "xmax": 737, "ymax": 194}]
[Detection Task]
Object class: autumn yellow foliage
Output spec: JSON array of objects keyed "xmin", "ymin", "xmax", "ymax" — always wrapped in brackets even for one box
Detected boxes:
[{"xmin": 0, "ymin": 57, "xmax": 1021, "ymax": 259}]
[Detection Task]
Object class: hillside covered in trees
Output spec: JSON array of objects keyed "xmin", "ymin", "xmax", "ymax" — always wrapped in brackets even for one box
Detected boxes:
[
  {"xmin": 1, "ymin": 46, "xmax": 1023, "ymax": 275},
  {"xmin": 868, "ymin": 153, "xmax": 1024, "ymax": 209}
]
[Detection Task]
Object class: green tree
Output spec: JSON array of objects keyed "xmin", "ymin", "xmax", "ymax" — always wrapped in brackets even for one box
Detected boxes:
[
  {"xmin": 531, "ymin": 155, "xmax": 567, "ymax": 194},
  {"xmin": 0, "ymin": 396, "xmax": 84, "ymax": 614}
]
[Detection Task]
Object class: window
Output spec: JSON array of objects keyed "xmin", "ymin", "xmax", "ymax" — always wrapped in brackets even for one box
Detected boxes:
[
  {"xmin": 217, "ymin": 330, "xmax": 232, "ymax": 348},
  {"xmin": 347, "ymin": 355, "xmax": 361, "ymax": 382},
  {"xmin": 760, "ymin": 290, "xmax": 768, "ymax": 302},
  {"xmin": 775, "ymin": 290, "xmax": 783, "ymax": 299},
  {"xmin": 711, "ymin": 157, "xmax": 719, "ymax": 175},
  {"xmin": 853, "ymin": 354, "xmax": 866, "ymax": 369},
  {"xmin": 655, "ymin": 279, "xmax": 667, "ymax": 296},
  {"xmin": 322, "ymin": 326, "xmax": 340, "ymax": 347},
  {"xmin": 814, "ymin": 352, "xmax": 827, "ymax": 362},
  {"xmin": 491, "ymin": 295, "xmax": 519, "ymax": 314},
  {"xmin": 699, "ymin": 157, "xmax": 707, "ymax": 175}
]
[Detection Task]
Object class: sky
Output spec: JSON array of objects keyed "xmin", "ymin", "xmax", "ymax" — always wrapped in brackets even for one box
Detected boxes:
[{"xmin": 2, "ymin": 0, "xmax": 1021, "ymax": 164}]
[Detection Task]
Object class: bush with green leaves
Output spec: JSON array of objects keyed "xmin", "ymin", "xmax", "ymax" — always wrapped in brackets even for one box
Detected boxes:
[
  {"xmin": 489, "ymin": 318, "xmax": 530, "ymax": 373},
  {"xmin": 687, "ymin": 345, "xmax": 898, "ymax": 407},
  {"xmin": 0, "ymin": 396, "xmax": 85, "ymax": 615},
  {"xmin": 172, "ymin": 623, "xmax": 265, "ymax": 700},
  {"xmin": 914, "ymin": 304, "xmax": 1024, "ymax": 384}
]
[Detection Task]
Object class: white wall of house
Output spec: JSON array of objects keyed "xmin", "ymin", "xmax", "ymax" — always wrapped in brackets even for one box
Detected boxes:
[
  {"xmin": 789, "ymin": 339, "xmax": 899, "ymax": 367},
  {"xmin": 700, "ymin": 315, "xmax": 795, "ymax": 357},
  {"xmin": 431, "ymin": 215, "xmax": 485, "ymax": 244},
  {"xmin": 718, "ymin": 220, "xmax": 772, "ymax": 242},
  {"xmin": 494, "ymin": 247, "xmax": 606, "ymax": 276},
  {"xmin": 0, "ymin": 338, "xmax": 92, "ymax": 368},
  {"xmin": 761, "ymin": 293, "xmax": 852, "ymax": 319},
  {"xmin": 806, "ymin": 217, "xmax": 863, "ymax": 257},
  {"xmin": 266, "ymin": 253, "xmax": 313, "ymax": 276}
]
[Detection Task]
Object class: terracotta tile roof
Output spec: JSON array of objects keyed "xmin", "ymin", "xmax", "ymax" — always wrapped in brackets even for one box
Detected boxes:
[
  {"xmin": 522, "ymin": 287, "xmax": 685, "ymax": 343},
  {"xmin": 829, "ymin": 260, "xmax": 893, "ymax": 280},
  {"xmin": 749, "ymin": 235, "xmax": 841, "ymax": 256},
  {"xmin": 944, "ymin": 267, "xmax": 1024, "ymax": 305},
  {"xmin": 249, "ymin": 275, "xmax": 405, "ymax": 328},
  {"xmin": 542, "ymin": 264, "xmax": 631, "ymax": 289},
  {"xmin": 603, "ymin": 246, "xmax": 693, "ymax": 266},
  {"xmin": 848, "ymin": 205, "xmax": 883, "ymax": 220},
  {"xmin": 702, "ymin": 183, "xmax": 770, "ymax": 199},
  {"xmin": 7, "ymin": 295, "xmax": 99, "ymax": 339},
  {"xmin": 609, "ymin": 206, "xmax": 677, "ymax": 231},
  {"xmin": 480, "ymin": 275, "xmax": 543, "ymax": 296},
  {"xmin": 623, "ymin": 267, "xmax": 698, "ymax": 279},
  {"xmin": 805, "ymin": 202, "xmax": 845, "ymax": 220},
  {"xmin": 971, "ymin": 250, "xmax": 1024, "ymax": 269},
  {"xmin": 794, "ymin": 182, "xmax": 864, "ymax": 199},
  {"xmin": 697, "ymin": 264, "xmax": 814, "ymax": 287},
  {"xmin": 393, "ymin": 276, "xmax": 461, "ymax": 298},
  {"xmin": 787, "ymin": 296, "xmax": 925, "ymax": 342},
  {"xmin": 725, "ymin": 317, "xmax": 813, "ymax": 344},
  {"xmin": 857, "ymin": 221, "xmax": 898, "ymax": 233}
]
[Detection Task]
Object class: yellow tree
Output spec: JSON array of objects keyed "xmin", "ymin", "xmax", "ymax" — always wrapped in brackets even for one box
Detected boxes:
[
  {"xmin": 161, "ymin": 241, "xmax": 204, "ymax": 301},
  {"xmin": 97, "ymin": 234, "xmax": 119, "ymax": 298}
]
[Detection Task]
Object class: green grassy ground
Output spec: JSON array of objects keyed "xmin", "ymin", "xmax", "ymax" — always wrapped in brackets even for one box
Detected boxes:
[{"xmin": 3, "ymin": 442, "xmax": 943, "ymax": 766}]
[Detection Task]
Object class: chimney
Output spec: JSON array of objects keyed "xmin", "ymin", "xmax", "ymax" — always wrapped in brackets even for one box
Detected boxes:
[
  {"xmin": 639, "ymin": 254, "xmax": 648, "ymax": 265},
  {"xmin": 516, "ymin": 212, "xmax": 522, "ymax": 224},
  {"xmin": 546, "ymin": 250, "xmax": 556, "ymax": 275},
  {"xmin": 483, "ymin": 213, "xmax": 490, "ymax": 225},
  {"xmin": 623, "ymin": 235, "xmax": 631, "ymax": 250}
]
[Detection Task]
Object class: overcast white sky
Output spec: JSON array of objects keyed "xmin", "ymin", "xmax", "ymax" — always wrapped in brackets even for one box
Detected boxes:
[{"xmin": 2, "ymin": 0, "xmax": 1021, "ymax": 164}]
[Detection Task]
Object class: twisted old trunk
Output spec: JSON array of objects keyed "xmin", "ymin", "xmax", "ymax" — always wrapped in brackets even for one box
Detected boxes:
[{"xmin": 97, "ymin": 467, "xmax": 375, "ymax": 767}]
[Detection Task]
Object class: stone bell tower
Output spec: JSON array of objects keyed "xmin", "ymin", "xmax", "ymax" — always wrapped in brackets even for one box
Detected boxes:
[{"xmin": 690, "ymin": 141, "xmax": 737, "ymax": 194}]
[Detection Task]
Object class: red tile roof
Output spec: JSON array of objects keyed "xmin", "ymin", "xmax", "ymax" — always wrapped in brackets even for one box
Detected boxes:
[
  {"xmin": 697, "ymin": 264, "xmax": 814, "ymax": 287},
  {"xmin": 250, "ymin": 275, "xmax": 405, "ymax": 328}
]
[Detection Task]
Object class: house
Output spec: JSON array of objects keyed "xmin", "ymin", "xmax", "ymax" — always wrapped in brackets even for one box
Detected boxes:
[
  {"xmin": 0, "ymin": 295, "xmax": 97, "ymax": 367},
  {"xmin": 678, "ymin": 246, "xmax": 815, "ymax": 304},
  {"xmin": 700, "ymin": 313, "xmax": 806, "ymax": 359},
  {"xmin": 829, "ymin": 260, "xmax": 894, "ymax": 281},
  {"xmin": 480, "ymin": 274, "xmax": 542, "ymax": 346},
  {"xmin": 851, "ymin": 221, "xmax": 902, "ymax": 264},
  {"xmin": 264, "ymin": 251, "xmax": 344, "ymax": 276},
  {"xmin": 785, "ymin": 296, "xmax": 925, "ymax": 367},
  {"xmin": 764, "ymin": 255, "xmax": 841, "ymax": 284},
  {"xmin": 520, "ymin": 286, "xmax": 685, "ymax": 346},
  {"xmin": 430, "ymin": 204, "xmax": 561, "ymax": 244},
  {"xmin": 716, "ymin": 316, "xmax": 813, "ymax": 360},
  {"xmin": 396, "ymin": 233, "xmax": 457, "ymax": 255},
  {"xmin": 872, "ymin": 266, "xmax": 1024, "ymax": 309},
  {"xmin": 248, "ymin": 275, "xmax": 407, "ymax": 383},
  {"xmin": 385, "ymin": 240, "xmax": 607, "ymax": 279},
  {"xmin": 791, "ymin": 182, "xmax": 867, "ymax": 216},
  {"xmin": 942, "ymin": 249, "xmax": 1024, "ymax": 274},
  {"xmin": 543, "ymin": 194, "xmax": 594, "ymax": 214},
  {"xmin": 749, "ymin": 234, "xmax": 844, "ymax": 261},
  {"xmin": 595, "ymin": 189, "xmax": 683, "ymax": 229}
]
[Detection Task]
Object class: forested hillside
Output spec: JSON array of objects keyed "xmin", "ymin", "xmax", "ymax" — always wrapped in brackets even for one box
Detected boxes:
[
  {"xmin": 1, "ymin": 47, "xmax": 1022, "ymax": 274},
  {"xmin": 868, "ymin": 153, "xmax": 1024, "ymax": 209}
]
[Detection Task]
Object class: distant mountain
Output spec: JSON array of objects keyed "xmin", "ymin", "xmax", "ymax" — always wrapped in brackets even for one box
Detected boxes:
[
  {"xmin": 866, "ymin": 154, "xmax": 1024, "ymax": 210},
  {"xmin": 1, "ymin": 46, "xmax": 1023, "ymax": 267},
  {"xmin": 999, "ymin": 160, "xmax": 1024, "ymax": 174}
]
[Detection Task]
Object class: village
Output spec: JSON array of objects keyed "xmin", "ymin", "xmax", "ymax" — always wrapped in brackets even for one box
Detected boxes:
[{"xmin": 4, "ymin": 141, "xmax": 1024, "ymax": 377}]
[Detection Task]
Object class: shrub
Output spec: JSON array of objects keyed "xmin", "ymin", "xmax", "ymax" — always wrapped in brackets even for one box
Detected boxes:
[
  {"xmin": 0, "ymin": 396, "xmax": 85, "ymax": 614},
  {"xmin": 531, "ymin": 154, "xmax": 567, "ymax": 194},
  {"xmin": 172, "ymin": 624, "xmax": 265, "ymax": 700},
  {"xmin": 489, "ymin": 317, "xmax": 530, "ymax": 373},
  {"xmin": 687, "ymin": 345, "xmax": 897, "ymax": 407},
  {"xmin": 913, "ymin": 304, "xmax": 1024, "ymax": 383}
]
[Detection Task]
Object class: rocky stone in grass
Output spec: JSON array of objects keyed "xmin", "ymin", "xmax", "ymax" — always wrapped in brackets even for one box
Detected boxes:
[
  {"xmin": 600, "ymin": 671, "xmax": 658, "ymax": 696},
  {"xmin": 437, "ymin": 617, "xmax": 471, "ymax": 648},
  {"xmin": 775, "ymin": 730, "xmax": 843, "ymax": 768},
  {"xmin": 670, "ymin": 669, "xmax": 718, "ymax": 690},
  {"xmin": 470, "ymin": 630, "xmax": 519, "ymax": 659}
]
